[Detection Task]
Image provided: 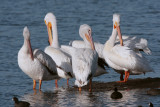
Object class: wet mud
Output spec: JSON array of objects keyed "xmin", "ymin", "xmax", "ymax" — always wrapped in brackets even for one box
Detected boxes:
[{"xmin": 69, "ymin": 77, "xmax": 160, "ymax": 92}]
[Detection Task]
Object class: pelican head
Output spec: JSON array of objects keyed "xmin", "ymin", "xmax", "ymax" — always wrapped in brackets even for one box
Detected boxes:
[
  {"xmin": 79, "ymin": 24, "xmax": 95, "ymax": 50},
  {"xmin": 44, "ymin": 12, "xmax": 58, "ymax": 47},
  {"xmin": 23, "ymin": 26, "xmax": 30, "ymax": 40},
  {"xmin": 23, "ymin": 26, "xmax": 33, "ymax": 60},
  {"xmin": 75, "ymin": 79, "xmax": 88, "ymax": 88},
  {"xmin": 44, "ymin": 12, "xmax": 56, "ymax": 26},
  {"xmin": 113, "ymin": 13, "xmax": 120, "ymax": 29},
  {"xmin": 113, "ymin": 14, "xmax": 123, "ymax": 46}
]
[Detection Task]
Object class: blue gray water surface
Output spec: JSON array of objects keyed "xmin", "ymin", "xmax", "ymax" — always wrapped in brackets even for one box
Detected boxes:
[{"xmin": 0, "ymin": 0, "xmax": 160, "ymax": 106}]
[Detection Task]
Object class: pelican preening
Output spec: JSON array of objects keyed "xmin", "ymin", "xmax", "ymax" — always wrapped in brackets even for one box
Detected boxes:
[
  {"xmin": 44, "ymin": 13, "xmax": 73, "ymax": 87},
  {"xmin": 18, "ymin": 27, "xmax": 59, "ymax": 90},
  {"xmin": 61, "ymin": 24, "xmax": 98, "ymax": 92},
  {"xmin": 103, "ymin": 14, "xmax": 153, "ymax": 82}
]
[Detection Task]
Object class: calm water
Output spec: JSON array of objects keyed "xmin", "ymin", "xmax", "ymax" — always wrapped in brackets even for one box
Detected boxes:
[{"xmin": 0, "ymin": 0, "xmax": 160, "ymax": 106}]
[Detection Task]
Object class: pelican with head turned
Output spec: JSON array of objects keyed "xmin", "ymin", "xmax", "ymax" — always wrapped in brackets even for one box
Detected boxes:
[
  {"xmin": 44, "ymin": 13, "xmax": 73, "ymax": 87},
  {"xmin": 18, "ymin": 26, "xmax": 59, "ymax": 90}
]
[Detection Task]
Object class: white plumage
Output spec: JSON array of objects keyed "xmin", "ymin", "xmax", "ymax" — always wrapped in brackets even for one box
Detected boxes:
[
  {"xmin": 62, "ymin": 46, "xmax": 98, "ymax": 87},
  {"xmin": 69, "ymin": 24, "xmax": 108, "ymax": 77},
  {"xmin": 69, "ymin": 26, "xmax": 151, "ymax": 80},
  {"xmin": 115, "ymin": 35, "xmax": 151, "ymax": 55},
  {"xmin": 103, "ymin": 14, "xmax": 153, "ymax": 82},
  {"xmin": 73, "ymin": 48, "xmax": 98, "ymax": 87},
  {"xmin": 45, "ymin": 46, "xmax": 72, "ymax": 79},
  {"xmin": 70, "ymin": 34, "xmax": 151, "ymax": 59},
  {"xmin": 18, "ymin": 27, "xmax": 58, "ymax": 90},
  {"xmin": 69, "ymin": 15, "xmax": 151, "ymax": 80},
  {"xmin": 44, "ymin": 13, "xmax": 73, "ymax": 85},
  {"xmin": 70, "ymin": 40, "xmax": 104, "ymax": 59},
  {"xmin": 61, "ymin": 24, "xmax": 98, "ymax": 91}
]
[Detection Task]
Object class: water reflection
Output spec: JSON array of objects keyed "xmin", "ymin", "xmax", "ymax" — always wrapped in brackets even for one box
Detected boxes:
[
  {"xmin": 22, "ymin": 89, "xmax": 59, "ymax": 107},
  {"xmin": 20, "ymin": 87, "xmax": 157, "ymax": 107},
  {"xmin": 105, "ymin": 89, "xmax": 153, "ymax": 107},
  {"xmin": 22, "ymin": 88, "xmax": 101, "ymax": 107},
  {"xmin": 105, "ymin": 89, "xmax": 138, "ymax": 107},
  {"xmin": 74, "ymin": 92, "xmax": 97, "ymax": 107}
]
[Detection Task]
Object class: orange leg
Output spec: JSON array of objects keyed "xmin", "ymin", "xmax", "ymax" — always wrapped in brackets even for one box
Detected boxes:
[
  {"xmin": 126, "ymin": 71, "xmax": 130, "ymax": 81},
  {"xmin": 33, "ymin": 89, "xmax": 37, "ymax": 95},
  {"xmin": 89, "ymin": 79, "xmax": 92, "ymax": 92},
  {"xmin": 79, "ymin": 87, "xmax": 82, "ymax": 92},
  {"xmin": 55, "ymin": 79, "xmax": 58, "ymax": 88},
  {"xmin": 67, "ymin": 79, "xmax": 69, "ymax": 86},
  {"xmin": 117, "ymin": 71, "xmax": 130, "ymax": 83},
  {"xmin": 33, "ymin": 80, "xmax": 36, "ymax": 90},
  {"xmin": 39, "ymin": 80, "xmax": 42, "ymax": 90}
]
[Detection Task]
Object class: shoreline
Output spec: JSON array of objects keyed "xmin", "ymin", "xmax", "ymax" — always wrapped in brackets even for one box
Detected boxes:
[{"xmin": 70, "ymin": 77, "xmax": 160, "ymax": 92}]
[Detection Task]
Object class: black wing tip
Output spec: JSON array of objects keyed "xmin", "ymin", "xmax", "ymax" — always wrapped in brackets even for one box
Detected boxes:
[
  {"xmin": 87, "ymin": 73, "xmax": 92, "ymax": 80},
  {"xmin": 67, "ymin": 72, "xmax": 73, "ymax": 78},
  {"xmin": 98, "ymin": 58, "xmax": 109, "ymax": 69}
]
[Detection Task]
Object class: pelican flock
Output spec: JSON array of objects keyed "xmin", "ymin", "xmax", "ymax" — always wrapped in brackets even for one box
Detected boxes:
[
  {"xmin": 17, "ymin": 12, "xmax": 154, "ymax": 91},
  {"xmin": 70, "ymin": 35, "xmax": 151, "ymax": 58},
  {"xmin": 69, "ymin": 18, "xmax": 151, "ymax": 81}
]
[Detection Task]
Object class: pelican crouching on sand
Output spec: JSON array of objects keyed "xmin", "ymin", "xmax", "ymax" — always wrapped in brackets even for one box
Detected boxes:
[{"xmin": 18, "ymin": 27, "xmax": 59, "ymax": 90}]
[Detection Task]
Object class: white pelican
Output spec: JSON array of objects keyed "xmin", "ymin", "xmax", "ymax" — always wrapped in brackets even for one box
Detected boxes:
[
  {"xmin": 44, "ymin": 13, "xmax": 73, "ymax": 87},
  {"xmin": 70, "ymin": 21, "xmax": 151, "ymax": 59},
  {"xmin": 69, "ymin": 24, "xmax": 108, "ymax": 77},
  {"xmin": 115, "ymin": 35, "xmax": 151, "ymax": 55},
  {"xmin": 70, "ymin": 40, "xmax": 104, "ymax": 59},
  {"xmin": 69, "ymin": 27, "xmax": 151, "ymax": 80},
  {"xmin": 61, "ymin": 24, "xmax": 98, "ymax": 91},
  {"xmin": 70, "ymin": 33, "xmax": 151, "ymax": 58},
  {"xmin": 18, "ymin": 27, "xmax": 59, "ymax": 90},
  {"xmin": 103, "ymin": 14, "xmax": 153, "ymax": 82}
]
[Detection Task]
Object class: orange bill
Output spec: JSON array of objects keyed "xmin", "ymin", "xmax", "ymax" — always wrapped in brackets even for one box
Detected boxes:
[
  {"xmin": 27, "ymin": 39, "xmax": 34, "ymax": 60},
  {"xmin": 85, "ymin": 33, "xmax": 95, "ymax": 50},
  {"xmin": 117, "ymin": 25, "xmax": 123, "ymax": 46},
  {"xmin": 47, "ymin": 22, "xmax": 53, "ymax": 46}
]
